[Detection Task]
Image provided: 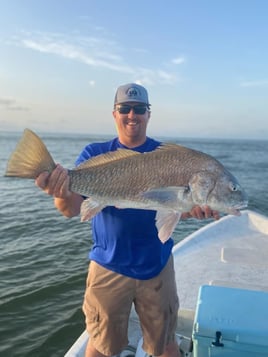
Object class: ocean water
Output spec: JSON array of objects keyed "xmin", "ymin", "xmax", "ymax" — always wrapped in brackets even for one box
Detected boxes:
[{"xmin": 0, "ymin": 131, "xmax": 267, "ymax": 357}]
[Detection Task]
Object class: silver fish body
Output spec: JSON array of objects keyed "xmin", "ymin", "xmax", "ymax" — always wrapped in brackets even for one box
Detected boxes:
[{"xmin": 5, "ymin": 129, "xmax": 248, "ymax": 242}]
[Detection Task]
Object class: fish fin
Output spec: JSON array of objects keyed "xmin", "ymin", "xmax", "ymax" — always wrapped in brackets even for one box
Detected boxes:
[
  {"xmin": 156, "ymin": 210, "xmax": 181, "ymax": 243},
  {"xmin": 75, "ymin": 149, "xmax": 140, "ymax": 170},
  {"xmin": 154, "ymin": 143, "xmax": 198, "ymax": 154},
  {"xmin": 142, "ymin": 186, "xmax": 190, "ymax": 205},
  {"xmin": 80, "ymin": 198, "xmax": 105, "ymax": 221},
  {"xmin": 5, "ymin": 129, "xmax": 56, "ymax": 178}
]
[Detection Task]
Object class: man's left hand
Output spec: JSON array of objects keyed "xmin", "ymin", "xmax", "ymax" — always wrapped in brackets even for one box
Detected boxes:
[{"xmin": 182, "ymin": 205, "xmax": 220, "ymax": 220}]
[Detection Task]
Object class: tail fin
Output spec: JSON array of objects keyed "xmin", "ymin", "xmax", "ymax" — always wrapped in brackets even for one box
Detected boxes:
[{"xmin": 5, "ymin": 129, "xmax": 56, "ymax": 179}]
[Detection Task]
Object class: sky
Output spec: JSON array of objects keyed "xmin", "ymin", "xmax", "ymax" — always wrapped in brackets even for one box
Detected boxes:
[{"xmin": 0, "ymin": 0, "xmax": 268, "ymax": 139}]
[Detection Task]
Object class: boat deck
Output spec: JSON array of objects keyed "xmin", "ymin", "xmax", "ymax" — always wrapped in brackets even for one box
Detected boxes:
[{"xmin": 174, "ymin": 210, "xmax": 268, "ymax": 337}]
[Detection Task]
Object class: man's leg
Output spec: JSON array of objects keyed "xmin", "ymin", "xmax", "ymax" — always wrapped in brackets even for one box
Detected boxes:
[
  {"xmin": 83, "ymin": 262, "xmax": 134, "ymax": 356},
  {"xmin": 135, "ymin": 256, "xmax": 180, "ymax": 357},
  {"xmin": 85, "ymin": 342, "xmax": 108, "ymax": 357},
  {"xmin": 158, "ymin": 341, "xmax": 182, "ymax": 357}
]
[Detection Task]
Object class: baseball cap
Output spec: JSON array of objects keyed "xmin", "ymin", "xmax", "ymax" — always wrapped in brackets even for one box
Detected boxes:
[{"xmin": 114, "ymin": 83, "xmax": 150, "ymax": 106}]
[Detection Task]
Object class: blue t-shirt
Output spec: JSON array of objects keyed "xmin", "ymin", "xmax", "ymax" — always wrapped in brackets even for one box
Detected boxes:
[{"xmin": 75, "ymin": 137, "xmax": 174, "ymax": 280}]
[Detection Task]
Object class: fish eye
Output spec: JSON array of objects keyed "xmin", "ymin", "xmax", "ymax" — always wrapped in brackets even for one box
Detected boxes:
[{"xmin": 230, "ymin": 182, "xmax": 238, "ymax": 191}]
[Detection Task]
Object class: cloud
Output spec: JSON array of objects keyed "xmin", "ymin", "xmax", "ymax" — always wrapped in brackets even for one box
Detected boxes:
[
  {"xmin": 0, "ymin": 97, "xmax": 29, "ymax": 111},
  {"xmin": 240, "ymin": 80, "xmax": 268, "ymax": 88},
  {"xmin": 17, "ymin": 31, "xmax": 180, "ymax": 85},
  {"xmin": 157, "ymin": 70, "xmax": 177, "ymax": 84},
  {"xmin": 22, "ymin": 38, "xmax": 134, "ymax": 74},
  {"xmin": 171, "ymin": 56, "xmax": 186, "ymax": 65}
]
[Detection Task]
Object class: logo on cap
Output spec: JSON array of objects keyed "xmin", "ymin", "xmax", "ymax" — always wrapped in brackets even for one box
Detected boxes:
[{"xmin": 126, "ymin": 87, "xmax": 140, "ymax": 98}]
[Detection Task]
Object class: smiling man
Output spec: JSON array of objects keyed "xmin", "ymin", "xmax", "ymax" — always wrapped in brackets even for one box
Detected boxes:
[
  {"xmin": 35, "ymin": 83, "xmax": 219, "ymax": 357},
  {"xmin": 112, "ymin": 83, "xmax": 151, "ymax": 148}
]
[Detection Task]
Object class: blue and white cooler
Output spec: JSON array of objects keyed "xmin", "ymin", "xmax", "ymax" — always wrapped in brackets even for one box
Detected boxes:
[{"xmin": 192, "ymin": 285, "xmax": 268, "ymax": 356}]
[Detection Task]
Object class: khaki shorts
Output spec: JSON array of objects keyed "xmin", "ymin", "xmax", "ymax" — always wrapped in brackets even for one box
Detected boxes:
[{"xmin": 83, "ymin": 256, "xmax": 179, "ymax": 356}]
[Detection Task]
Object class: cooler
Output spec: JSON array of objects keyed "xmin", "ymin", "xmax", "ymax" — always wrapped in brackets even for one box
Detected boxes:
[{"xmin": 192, "ymin": 285, "xmax": 268, "ymax": 356}]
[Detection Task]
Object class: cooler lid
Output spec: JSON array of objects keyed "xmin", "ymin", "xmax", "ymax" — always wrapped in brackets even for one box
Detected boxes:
[{"xmin": 193, "ymin": 285, "xmax": 268, "ymax": 346}]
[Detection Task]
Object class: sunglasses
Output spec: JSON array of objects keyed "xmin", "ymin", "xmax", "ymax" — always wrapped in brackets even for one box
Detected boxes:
[{"xmin": 116, "ymin": 104, "xmax": 148, "ymax": 115}]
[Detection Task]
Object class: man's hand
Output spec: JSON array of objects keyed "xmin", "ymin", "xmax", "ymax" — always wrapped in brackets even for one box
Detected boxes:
[
  {"xmin": 182, "ymin": 205, "xmax": 220, "ymax": 220},
  {"xmin": 35, "ymin": 164, "xmax": 71, "ymax": 199}
]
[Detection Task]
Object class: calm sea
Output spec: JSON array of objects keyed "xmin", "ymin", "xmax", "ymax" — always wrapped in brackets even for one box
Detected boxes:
[{"xmin": 0, "ymin": 131, "xmax": 268, "ymax": 357}]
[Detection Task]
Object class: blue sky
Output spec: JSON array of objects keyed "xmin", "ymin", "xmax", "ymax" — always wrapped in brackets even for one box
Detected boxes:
[{"xmin": 1, "ymin": 0, "xmax": 267, "ymax": 139}]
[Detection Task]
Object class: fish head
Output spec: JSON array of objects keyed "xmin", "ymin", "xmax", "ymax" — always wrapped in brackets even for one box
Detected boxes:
[
  {"xmin": 189, "ymin": 170, "xmax": 248, "ymax": 215},
  {"xmin": 206, "ymin": 170, "xmax": 248, "ymax": 214}
]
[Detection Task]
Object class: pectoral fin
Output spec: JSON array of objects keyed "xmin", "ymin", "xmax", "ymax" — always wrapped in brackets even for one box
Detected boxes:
[
  {"xmin": 155, "ymin": 210, "xmax": 181, "ymax": 243},
  {"xmin": 142, "ymin": 186, "xmax": 190, "ymax": 206},
  {"xmin": 80, "ymin": 198, "xmax": 105, "ymax": 221}
]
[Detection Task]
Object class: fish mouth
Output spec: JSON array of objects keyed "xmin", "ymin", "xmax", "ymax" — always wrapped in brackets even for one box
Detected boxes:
[
  {"xmin": 227, "ymin": 201, "xmax": 248, "ymax": 216},
  {"xmin": 228, "ymin": 208, "xmax": 242, "ymax": 216}
]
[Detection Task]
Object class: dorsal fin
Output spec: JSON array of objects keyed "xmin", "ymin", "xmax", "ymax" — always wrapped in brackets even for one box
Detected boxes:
[
  {"xmin": 75, "ymin": 148, "xmax": 140, "ymax": 170},
  {"xmin": 155, "ymin": 143, "xmax": 191, "ymax": 152}
]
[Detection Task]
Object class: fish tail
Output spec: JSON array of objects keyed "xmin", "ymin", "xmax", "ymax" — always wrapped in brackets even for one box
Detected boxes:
[{"xmin": 5, "ymin": 129, "xmax": 56, "ymax": 179}]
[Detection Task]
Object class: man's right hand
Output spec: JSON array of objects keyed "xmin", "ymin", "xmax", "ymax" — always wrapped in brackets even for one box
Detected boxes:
[{"xmin": 35, "ymin": 164, "xmax": 71, "ymax": 199}]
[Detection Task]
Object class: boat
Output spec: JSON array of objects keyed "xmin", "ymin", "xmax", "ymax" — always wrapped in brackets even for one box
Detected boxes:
[{"xmin": 65, "ymin": 210, "xmax": 268, "ymax": 356}]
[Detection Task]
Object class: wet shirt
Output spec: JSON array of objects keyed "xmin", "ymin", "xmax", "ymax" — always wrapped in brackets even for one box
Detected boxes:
[{"xmin": 75, "ymin": 137, "xmax": 173, "ymax": 279}]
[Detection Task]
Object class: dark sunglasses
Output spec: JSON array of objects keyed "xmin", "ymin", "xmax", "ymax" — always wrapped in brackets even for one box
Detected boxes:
[{"xmin": 116, "ymin": 104, "xmax": 148, "ymax": 115}]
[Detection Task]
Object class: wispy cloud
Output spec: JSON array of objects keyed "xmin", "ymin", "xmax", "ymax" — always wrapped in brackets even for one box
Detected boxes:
[
  {"xmin": 22, "ymin": 37, "xmax": 133, "ymax": 74},
  {"xmin": 240, "ymin": 79, "xmax": 268, "ymax": 88},
  {"xmin": 171, "ymin": 56, "xmax": 186, "ymax": 65},
  {"xmin": 16, "ymin": 31, "xmax": 180, "ymax": 85},
  {"xmin": 158, "ymin": 70, "xmax": 177, "ymax": 83},
  {"xmin": 0, "ymin": 97, "xmax": 29, "ymax": 111}
]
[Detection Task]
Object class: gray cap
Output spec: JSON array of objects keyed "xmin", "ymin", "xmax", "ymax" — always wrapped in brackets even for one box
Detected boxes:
[{"xmin": 114, "ymin": 83, "xmax": 150, "ymax": 106}]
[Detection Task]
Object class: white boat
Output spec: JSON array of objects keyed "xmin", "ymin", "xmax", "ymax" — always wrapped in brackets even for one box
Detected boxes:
[{"xmin": 65, "ymin": 210, "xmax": 268, "ymax": 356}]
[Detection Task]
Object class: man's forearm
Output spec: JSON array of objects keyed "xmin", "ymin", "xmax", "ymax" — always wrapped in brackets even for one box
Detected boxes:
[{"xmin": 54, "ymin": 192, "xmax": 83, "ymax": 218}]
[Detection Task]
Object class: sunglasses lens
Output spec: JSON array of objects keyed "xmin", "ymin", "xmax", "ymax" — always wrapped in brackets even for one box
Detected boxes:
[
  {"xmin": 118, "ymin": 106, "xmax": 131, "ymax": 114},
  {"xmin": 117, "ymin": 105, "xmax": 147, "ymax": 115},
  {"xmin": 134, "ymin": 106, "xmax": 147, "ymax": 114}
]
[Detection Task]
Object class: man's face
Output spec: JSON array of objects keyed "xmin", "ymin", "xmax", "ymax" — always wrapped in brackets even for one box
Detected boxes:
[{"xmin": 113, "ymin": 102, "xmax": 151, "ymax": 142}]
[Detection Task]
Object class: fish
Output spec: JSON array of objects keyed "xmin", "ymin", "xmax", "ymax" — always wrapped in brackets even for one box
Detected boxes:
[{"xmin": 5, "ymin": 129, "xmax": 248, "ymax": 243}]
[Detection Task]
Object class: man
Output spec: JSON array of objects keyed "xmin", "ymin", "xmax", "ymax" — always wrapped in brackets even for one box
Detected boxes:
[{"xmin": 36, "ymin": 83, "xmax": 219, "ymax": 357}]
